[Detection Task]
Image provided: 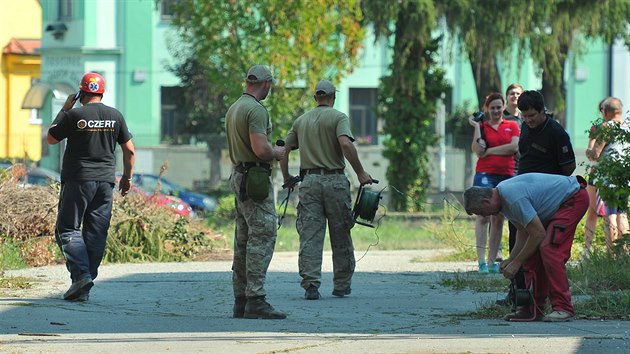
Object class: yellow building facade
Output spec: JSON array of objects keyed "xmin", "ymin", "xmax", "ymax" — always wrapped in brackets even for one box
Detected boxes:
[{"xmin": 1, "ymin": 0, "xmax": 42, "ymax": 161}]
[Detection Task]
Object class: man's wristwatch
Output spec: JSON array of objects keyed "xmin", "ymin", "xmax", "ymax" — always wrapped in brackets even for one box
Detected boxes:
[{"xmin": 122, "ymin": 176, "xmax": 132, "ymax": 181}]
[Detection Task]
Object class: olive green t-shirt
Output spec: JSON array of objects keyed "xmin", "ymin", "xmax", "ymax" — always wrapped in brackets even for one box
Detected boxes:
[
  {"xmin": 285, "ymin": 105, "xmax": 354, "ymax": 170},
  {"xmin": 225, "ymin": 94, "xmax": 272, "ymax": 165}
]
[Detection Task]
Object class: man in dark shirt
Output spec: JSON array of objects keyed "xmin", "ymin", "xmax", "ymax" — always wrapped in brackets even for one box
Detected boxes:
[
  {"xmin": 517, "ymin": 91, "xmax": 576, "ymax": 176},
  {"xmin": 47, "ymin": 72, "xmax": 135, "ymax": 302}
]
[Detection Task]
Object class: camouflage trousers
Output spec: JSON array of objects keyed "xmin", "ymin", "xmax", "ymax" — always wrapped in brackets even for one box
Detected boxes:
[
  {"xmin": 297, "ymin": 174, "xmax": 355, "ymax": 292},
  {"xmin": 230, "ymin": 169, "xmax": 277, "ymax": 298}
]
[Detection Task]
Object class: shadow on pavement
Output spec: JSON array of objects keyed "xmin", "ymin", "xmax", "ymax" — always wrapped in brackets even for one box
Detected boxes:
[
  {"xmin": 1, "ymin": 256, "xmax": 628, "ymax": 353},
  {"xmin": 2, "ymin": 268, "xmax": 504, "ymax": 335}
]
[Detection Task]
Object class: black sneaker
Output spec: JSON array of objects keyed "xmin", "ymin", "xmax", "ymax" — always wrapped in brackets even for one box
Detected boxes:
[
  {"xmin": 332, "ymin": 288, "xmax": 351, "ymax": 297},
  {"xmin": 304, "ymin": 285, "xmax": 320, "ymax": 300},
  {"xmin": 233, "ymin": 296, "xmax": 246, "ymax": 318},
  {"xmin": 64, "ymin": 276, "xmax": 93, "ymax": 301},
  {"xmin": 244, "ymin": 297, "xmax": 286, "ymax": 319},
  {"xmin": 71, "ymin": 289, "xmax": 90, "ymax": 302}
]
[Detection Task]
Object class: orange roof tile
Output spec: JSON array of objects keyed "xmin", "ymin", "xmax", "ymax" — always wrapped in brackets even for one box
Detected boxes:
[{"xmin": 3, "ymin": 38, "xmax": 41, "ymax": 55}]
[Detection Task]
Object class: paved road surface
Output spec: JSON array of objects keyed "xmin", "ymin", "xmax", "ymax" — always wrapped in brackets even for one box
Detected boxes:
[{"xmin": 1, "ymin": 250, "xmax": 628, "ymax": 353}]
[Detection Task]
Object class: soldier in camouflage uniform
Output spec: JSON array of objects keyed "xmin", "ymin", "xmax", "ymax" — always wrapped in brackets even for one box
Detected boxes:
[
  {"xmin": 225, "ymin": 65, "xmax": 286, "ymax": 319},
  {"xmin": 280, "ymin": 80, "xmax": 373, "ymax": 300}
]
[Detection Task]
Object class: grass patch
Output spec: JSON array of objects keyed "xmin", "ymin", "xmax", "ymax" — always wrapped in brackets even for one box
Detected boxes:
[
  {"xmin": 215, "ymin": 218, "xmax": 444, "ymax": 252},
  {"xmin": 0, "ymin": 241, "xmax": 27, "ymax": 270},
  {"xmin": 568, "ymin": 242, "xmax": 630, "ymax": 319},
  {"xmin": 568, "ymin": 244, "xmax": 630, "ymax": 293},
  {"xmin": 212, "ymin": 217, "xmax": 458, "ymax": 252},
  {"xmin": 420, "ymin": 203, "xmax": 479, "ymax": 262},
  {"xmin": 276, "ymin": 218, "xmax": 445, "ymax": 252},
  {"xmin": 574, "ymin": 291, "xmax": 630, "ymax": 319},
  {"xmin": 2, "ymin": 302, "xmax": 33, "ymax": 306},
  {"xmin": 453, "ymin": 300, "xmax": 511, "ymax": 320},
  {"xmin": 208, "ymin": 194, "xmax": 478, "ymax": 253},
  {"xmin": 0, "ymin": 275, "xmax": 33, "ymax": 290},
  {"xmin": 439, "ymin": 272, "xmax": 510, "ymax": 292},
  {"xmin": 439, "ymin": 240, "xmax": 630, "ymax": 320},
  {"xmin": 209, "ymin": 194, "xmax": 476, "ymax": 252}
]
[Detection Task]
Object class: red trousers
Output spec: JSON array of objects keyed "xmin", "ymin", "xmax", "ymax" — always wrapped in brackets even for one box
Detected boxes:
[{"xmin": 524, "ymin": 185, "xmax": 589, "ymax": 316}]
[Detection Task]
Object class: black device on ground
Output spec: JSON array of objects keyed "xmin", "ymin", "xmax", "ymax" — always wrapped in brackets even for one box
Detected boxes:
[{"xmin": 509, "ymin": 269, "xmax": 537, "ymax": 322}]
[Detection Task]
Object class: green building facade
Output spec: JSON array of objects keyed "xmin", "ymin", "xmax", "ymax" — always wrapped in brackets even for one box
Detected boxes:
[{"xmin": 35, "ymin": 0, "xmax": 628, "ymax": 189}]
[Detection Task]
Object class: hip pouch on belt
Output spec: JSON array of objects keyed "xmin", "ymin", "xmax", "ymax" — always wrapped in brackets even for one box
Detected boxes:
[{"xmin": 243, "ymin": 166, "xmax": 271, "ymax": 202}]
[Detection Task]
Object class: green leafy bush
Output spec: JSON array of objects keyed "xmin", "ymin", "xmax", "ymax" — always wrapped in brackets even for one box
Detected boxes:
[
  {"xmin": 104, "ymin": 193, "xmax": 227, "ymax": 263},
  {"xmin": 206, "ymin": 195, "xmax": 236, "ymax": 227},
  {"xmin": 587, "ymin": 119, "xmax": 630, "ymax": 214}
]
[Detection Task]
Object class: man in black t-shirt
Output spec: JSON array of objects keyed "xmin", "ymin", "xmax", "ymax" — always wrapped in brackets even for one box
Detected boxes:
[
  {"xmin": 517, "ymin": 90, "xmax": 575, "ymax": 176},
  {"xmin": 518, "ymin": 116, "xmax": 575, "ymax": 175},
  {"xmin": 47, "ymin": 72, "xmax": 135, "ymax": 302}
]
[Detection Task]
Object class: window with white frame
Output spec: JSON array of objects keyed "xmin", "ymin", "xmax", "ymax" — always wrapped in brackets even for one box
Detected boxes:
[
  {"xmin": 349, "ymin": 88, "xmax": 378, "ymax": 145},
  {"xmin": 29, "ymin": 109, "xmax": 42, "ymax": 125}
]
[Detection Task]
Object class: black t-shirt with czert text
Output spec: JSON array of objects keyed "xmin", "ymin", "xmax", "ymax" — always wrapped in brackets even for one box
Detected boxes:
[{"xmin": 49, "ymin": 103, "xmax": 132, "ymax": 183}]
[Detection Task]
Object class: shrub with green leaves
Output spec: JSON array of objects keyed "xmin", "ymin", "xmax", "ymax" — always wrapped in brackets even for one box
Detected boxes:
[
  {"xmin": 105, "ymin": 193, "xmax": 226, "ymax": 263},
  {"xmin": 587, "ymin": 118, "xmax": 630, "ymax": 213}
]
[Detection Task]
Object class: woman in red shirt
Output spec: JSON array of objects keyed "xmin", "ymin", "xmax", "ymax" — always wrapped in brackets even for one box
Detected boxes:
[{"xmin": 469, "ymin": 92, "xmax": 520, "ymax": 273}]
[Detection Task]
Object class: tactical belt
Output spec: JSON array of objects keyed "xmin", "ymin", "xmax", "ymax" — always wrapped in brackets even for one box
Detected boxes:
[
  {"xmin": 235, "ymin": 162, "xmax": 271, "ymax": 173},
  {"xmin": 300, "ymin": 168, "xmax": 344, "ymax": 176}
]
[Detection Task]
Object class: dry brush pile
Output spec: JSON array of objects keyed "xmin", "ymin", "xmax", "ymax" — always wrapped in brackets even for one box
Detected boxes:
[
  {"xmin": 0, "ymin": 165, "xmax": 228, "ymax": 268},
  {"xmin": 0, "ymin": 165, "xmax": 59, "ymax": 266}
]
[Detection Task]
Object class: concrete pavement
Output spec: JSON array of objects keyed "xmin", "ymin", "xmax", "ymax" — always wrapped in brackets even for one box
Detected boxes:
[{"xmin": 1, "ymin": 250, "xmax": 628, "ymax": 353}]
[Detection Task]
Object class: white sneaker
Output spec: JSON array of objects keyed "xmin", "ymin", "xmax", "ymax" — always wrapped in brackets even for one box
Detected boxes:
[{"xmin": 542, "ymin": 311, "xmax": 573, "ymax": 322}]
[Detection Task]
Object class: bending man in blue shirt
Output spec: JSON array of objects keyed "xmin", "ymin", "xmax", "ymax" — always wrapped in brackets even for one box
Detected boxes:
[{"xmin": 464, "ymin": 173, "xmax": 588, "ymax": 322}]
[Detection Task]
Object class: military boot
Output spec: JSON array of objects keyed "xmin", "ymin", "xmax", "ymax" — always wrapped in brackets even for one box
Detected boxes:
[
  {"xmin": 233, "ymin": 296, "xmax": 247, "ymax": 318},
  {"xmin": 243, "ymin": 296, "xmax": 287, "ymax": 319}
]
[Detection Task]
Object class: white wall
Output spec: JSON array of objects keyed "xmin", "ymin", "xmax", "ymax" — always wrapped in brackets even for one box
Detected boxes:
[{"xmin": 612, "ymin": 39, "xmax": 630, "ymax": 113}]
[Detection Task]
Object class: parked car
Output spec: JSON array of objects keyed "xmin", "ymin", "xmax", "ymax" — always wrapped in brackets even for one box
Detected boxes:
[
  {"xmin": 125, "ymin": 173, "xmax": 217, "ymax": 216},
  {"xmin": 0, "ymin": 163, "xmax": 61, "ymax": 187},
  {"xmin": 126, "ymin": 185, "xmax": 194, "ymax": 217},
  {"xmin": 22, "ymin": 166, "xmax": 61, "ymax": 187}
]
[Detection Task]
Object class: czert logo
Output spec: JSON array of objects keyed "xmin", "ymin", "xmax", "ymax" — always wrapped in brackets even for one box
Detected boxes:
[{"xmin": 76, "ymin": 119, "xmax": 116, "ymax": 129}]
